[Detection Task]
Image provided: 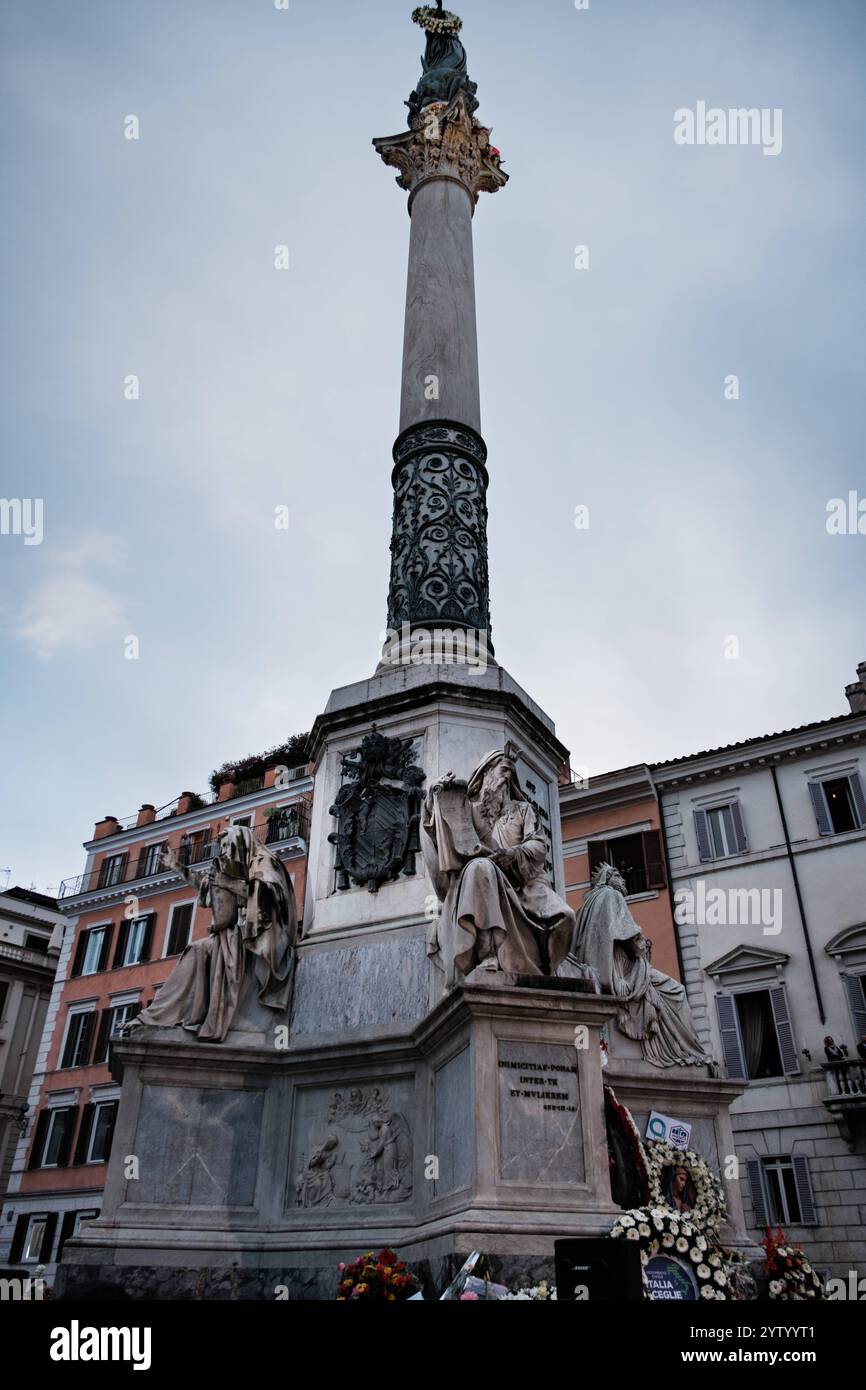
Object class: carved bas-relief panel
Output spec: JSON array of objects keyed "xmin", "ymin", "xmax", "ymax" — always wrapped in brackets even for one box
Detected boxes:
[
  {"xmin": 290, "ymin": 1083, "xmax": 414, "ymax": 1211},
  {"xmin": 132, "ymin": 1085, "xmax": 264, "ymax": 1208},
  {"xmin": 497, "ymin": 1040, "xmax": 585, "ymax": 1186}
]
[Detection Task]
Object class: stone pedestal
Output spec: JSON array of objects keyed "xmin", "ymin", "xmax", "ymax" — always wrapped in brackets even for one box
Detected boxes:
[{"xmin": 57, "ymin": 982, "xmax": 622, "ymax": 1299}]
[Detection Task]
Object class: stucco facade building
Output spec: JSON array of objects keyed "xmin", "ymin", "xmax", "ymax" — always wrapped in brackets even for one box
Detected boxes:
[
  {"xmin": 652, "ymin": 662, "xmax": 866, "ymax": 1277},
  {"xmin": 0, "ymin": 751, "xmax": 312, "ymax": 1280}
]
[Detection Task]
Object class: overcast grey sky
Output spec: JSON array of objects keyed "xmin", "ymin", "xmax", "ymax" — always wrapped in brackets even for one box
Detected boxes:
[{"xmin": 2, "ymin": 0, "xmax": 864, "ymax": 894}]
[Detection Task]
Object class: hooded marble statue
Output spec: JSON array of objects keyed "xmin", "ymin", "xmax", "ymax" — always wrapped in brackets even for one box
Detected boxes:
[
  {"xmin": 420, "ymin": 745, "xmax": 575, "ymax": 987},
  {"xmin": 128, "ymin": 824, "xmax": 297, "ymax": 1043},
  {"xmin": 568, "ymin": 862, "xmax": 709, "ymax": 1069}
]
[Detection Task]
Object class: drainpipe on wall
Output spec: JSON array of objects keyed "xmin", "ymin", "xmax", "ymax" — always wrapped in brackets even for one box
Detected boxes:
[{"xmin": 770, "ymin": 763, "xmax": 825, "ymax": 1024}]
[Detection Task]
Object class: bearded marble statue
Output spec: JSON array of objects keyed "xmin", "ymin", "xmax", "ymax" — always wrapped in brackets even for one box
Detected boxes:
[
  {"xmin": 568, "ymin": 862, "xmax": 709, "ymax": 1069},
  {"xmin": 420, "ymin": 746, "xmax": 575, "ymax": 987},
  {"xmin": 126, "ymin": 824, "xmax": 297, "ymax": 1043}
]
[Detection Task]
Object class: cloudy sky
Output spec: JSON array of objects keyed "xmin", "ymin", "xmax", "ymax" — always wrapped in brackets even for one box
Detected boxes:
[{"xmin": 2, "ymin": 0, "xmax": 864, "ymax": 894}]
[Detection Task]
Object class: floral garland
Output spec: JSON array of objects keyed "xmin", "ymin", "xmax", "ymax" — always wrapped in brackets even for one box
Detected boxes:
[
  {"xmin": 604, "ymin": 1084, "xmax": 650, "ymax": 1202},
  {"xmin": 763, "ymin": 1228, "xmax": 824, "ymax": 1301},
  {"xmin": 412, "ymin": 7, "xmax": 463, "ymax": 36},
  {"xmin": 611, "ymin": 1207, "xmax": 733, "ymax": 1300},
  {"xmin": 645, "ymin": 1139, "xmax": 727, "ymax": 1233}
]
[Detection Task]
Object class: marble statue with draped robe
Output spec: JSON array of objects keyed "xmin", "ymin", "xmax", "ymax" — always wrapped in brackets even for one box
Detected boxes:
[
  {"xmin": 565, "ymin": 862, "xmax": 710, "ymax": 1068},
  {"xmin": 420, "ymin": 746, "xmax": 575, "ymax": 987},
  {"xmin": 127, "ymin": 824, "xmax": 297, "ymax": 1043}
]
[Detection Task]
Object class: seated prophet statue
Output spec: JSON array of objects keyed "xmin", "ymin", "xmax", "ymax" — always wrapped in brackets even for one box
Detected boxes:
[
  {"xmin": 567, "ymin": 862, "xmax": 710, "ymax": 1069},
  {"xmin": 126, "ymin": 824, "xmax": 297, "ymax": 1043},
  {"xmin": 420, "ymin": 745, "xmax": 576, "ymax": 987}
]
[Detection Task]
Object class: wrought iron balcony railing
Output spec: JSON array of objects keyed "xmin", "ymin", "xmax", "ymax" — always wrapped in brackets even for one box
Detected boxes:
[{"xmin": 58, "ymin": 802, "xmax": 311, "ymax": 899}]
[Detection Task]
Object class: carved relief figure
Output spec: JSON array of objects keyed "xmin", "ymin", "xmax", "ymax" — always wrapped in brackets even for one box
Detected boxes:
[
  {"xmin": 420, "ymin": 744, "xmax": 576, "ymax": 987},
  {"xmin": 568, "ymin": 862, "xmax": 710, "ymax": 1069},
  {"xmin": 294, "ymin": 1086, "xmax": 413, "ymax": 1209},
  {"xmin": 127, "ymin": 825, "xmax": 297, "ymax": 1043}
]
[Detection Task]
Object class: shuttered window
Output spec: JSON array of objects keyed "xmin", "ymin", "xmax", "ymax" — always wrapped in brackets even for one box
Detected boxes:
[
  {"xmin": 97, "ymin": 853, "xmax": 127, "ymax": 889},
  {"xmin": 715, "ymin": 993, "xmax": 748, "ymax": 1079},
  {"xmin": 714, "ymin": 985, "xmax": 800, "ymax": 1080},
  {"xmin": 72, "ymin": 924, "xmax": 113, "ymax": 978},
  {"xmin": 694, "ymin": 802, "xmax": 748, "ymax": 861},
  {"xmin": 94, "ymin": 1001, "xmax": 141, "ymax": 1062},
  {"xmin": 21, "ymin": 1212, "xmax": 57, "ymax": 1263},
  {"xmin": 114, "ymin": 914, "xmax": 154, "ymax": 968},
  {"xmin": 60, "ymin": 1010, "xmax": 96, "ymax": 1069},
  {"xmin": 810, "ymin": 773, "xmax": 866, "ymax": 835},
  {"xmin": 73, "ymin": 1100, "xmax": 118, "ymax": 1164},
  {"xmin": 31, "ymin": 1106, "xmax": 78, "ymax": 1168},
  {"xmin": 166, "ymin": 903, "xmax": 194, "ymax": 956},
  {"xmin": 843, "ymin": 973, "xmax": 866, "ymax": 1041},
  {"xmin": 586, "ymin": 830, "xmax": 667, "ymax": 894}
]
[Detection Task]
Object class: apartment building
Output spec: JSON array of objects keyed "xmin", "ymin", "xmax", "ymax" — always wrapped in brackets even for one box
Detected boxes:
[
  {"xmin": 652, "ymin": 663, "xmax": 866, "ymax": 1276},
  {"xmin": 0, "ymin": 745, "xmax": 312, "ymax": 1281},
  {"xmin": 0, "ymin": 888, "xmax": 64, "ymax": 1207}
]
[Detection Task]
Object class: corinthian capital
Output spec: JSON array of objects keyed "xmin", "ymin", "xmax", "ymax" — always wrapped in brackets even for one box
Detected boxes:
[{"xmin": 373, "ymin": 90, "xmax": 508, "ymax": 208}]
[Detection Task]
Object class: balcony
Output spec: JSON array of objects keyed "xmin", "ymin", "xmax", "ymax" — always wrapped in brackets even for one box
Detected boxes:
[
  {"xmin": 0, "ymin": 940, "xmax": 57, "ymax": 971},
  {"xmin": 822, "ymin": 1058, "xmax": 866, "ymax": 1148},
  {"xmin": 58, "ymin": 802, "xmax": 311, "ymax": 900}
]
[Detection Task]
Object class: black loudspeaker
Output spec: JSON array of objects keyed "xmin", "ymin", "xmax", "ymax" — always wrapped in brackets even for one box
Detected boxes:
[{"xmin": 554, "ymin": 1238, "xmax": 643, "ymax": 1301}]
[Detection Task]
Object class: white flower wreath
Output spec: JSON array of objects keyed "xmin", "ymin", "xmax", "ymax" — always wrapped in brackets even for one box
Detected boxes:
[
  {"xmin": 645, "ymin": 1139, "xmax": 728, "ymax": 1234},
  {"xmin": 611, "ymin": 1205, "xmax": 732, "ymax": 1301},
  {"xmin": 412, "ymin": 7, "xmax": 463, "ymax": 36}
]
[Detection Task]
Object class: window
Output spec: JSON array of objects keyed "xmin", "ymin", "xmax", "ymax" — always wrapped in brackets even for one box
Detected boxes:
[
  {"xmin": 715, "ymin": 985, "xmax": 800, "ymax": 1081},
  {"xmin": 60, "ymin": 1009, "xmax": 96, "ymax": 1069},
  {"xmin": 97, "ymin": 853, "xmax": 127, "ymax": 889},
  {"xmin": 746, "ymin": 1156, "xmax": 817, "ymax": 1228},
  {"xmin": 165, "ymin": 903, "xmax": 194, "ymax": 957},
  {"xmin": 265, "ymin": 806, "xmax": 301, "ymax": 844},
  {"xmin": 9, "ymin": 1211, "xmax": 58, "ymax": 1266},
  {"xmin": 179, "ymin": 832, "xmax": 212, "ymax": 866},
  {"xmin": 137, "ymin": 842, "xmax": 165, "ymax": 878},
  {"xmin": 28, "ymin": 1106, "xmax": 77, "ymax": 1169},
  {"xmin": 231, "ymin": 815, "xmax": 252, "ymax": 829},
  {"xmin": 71, "ymin": 923, "xmax": 112, "ymax": 978},
  {"xmin": 92, "ymin": 1001, "xmax": 141, "ymax": 1064},
  {"xmin": 82, "ymin": 929, "xmax": 105, "ymax": 974},
  {"xmin": 115, "ymin": 914, "xmax": 153, "ymax": 968},
  {"xmin": 694, "ymin": 802, "xmax": 747, "ymax": 861},
  {"xmin": 809, "ymin": 773, "xmax": 866, "ymax": 836},
  {"xmin": 57, "ymin": 1208, "xmax": 99, "ymax": 1263},
  {"xmin": 844, "ymin": 972, "xmax": 866, "ymax": 1041},
  {"xmin": 109, "ymin": 1001, "xmax": 140, "ymax": 1039},
  {"xmin": 24, "ymin": 931, "xmax": 50, "ymax": 953},
  {"xmin": 23, "ymin": 1216, "xmax": 48, "ymax": 1262},
  {"xmin": 74, "ymin": 1100, "xmax": 118, "ymax": 1165},
  {"xmin": 587, "ymin": 830, "xmax": 667, "ymax": 896}
]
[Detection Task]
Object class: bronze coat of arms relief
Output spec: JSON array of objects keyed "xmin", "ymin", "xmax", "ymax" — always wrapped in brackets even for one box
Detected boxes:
[{"xmin": 328, "ymin": 729, "xmax": 426, "ymax": 893}]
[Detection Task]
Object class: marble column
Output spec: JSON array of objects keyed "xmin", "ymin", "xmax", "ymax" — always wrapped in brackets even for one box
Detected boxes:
[{"xmin": 374, "ymin": 92, "xmax": 507, "ymax": 655}]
